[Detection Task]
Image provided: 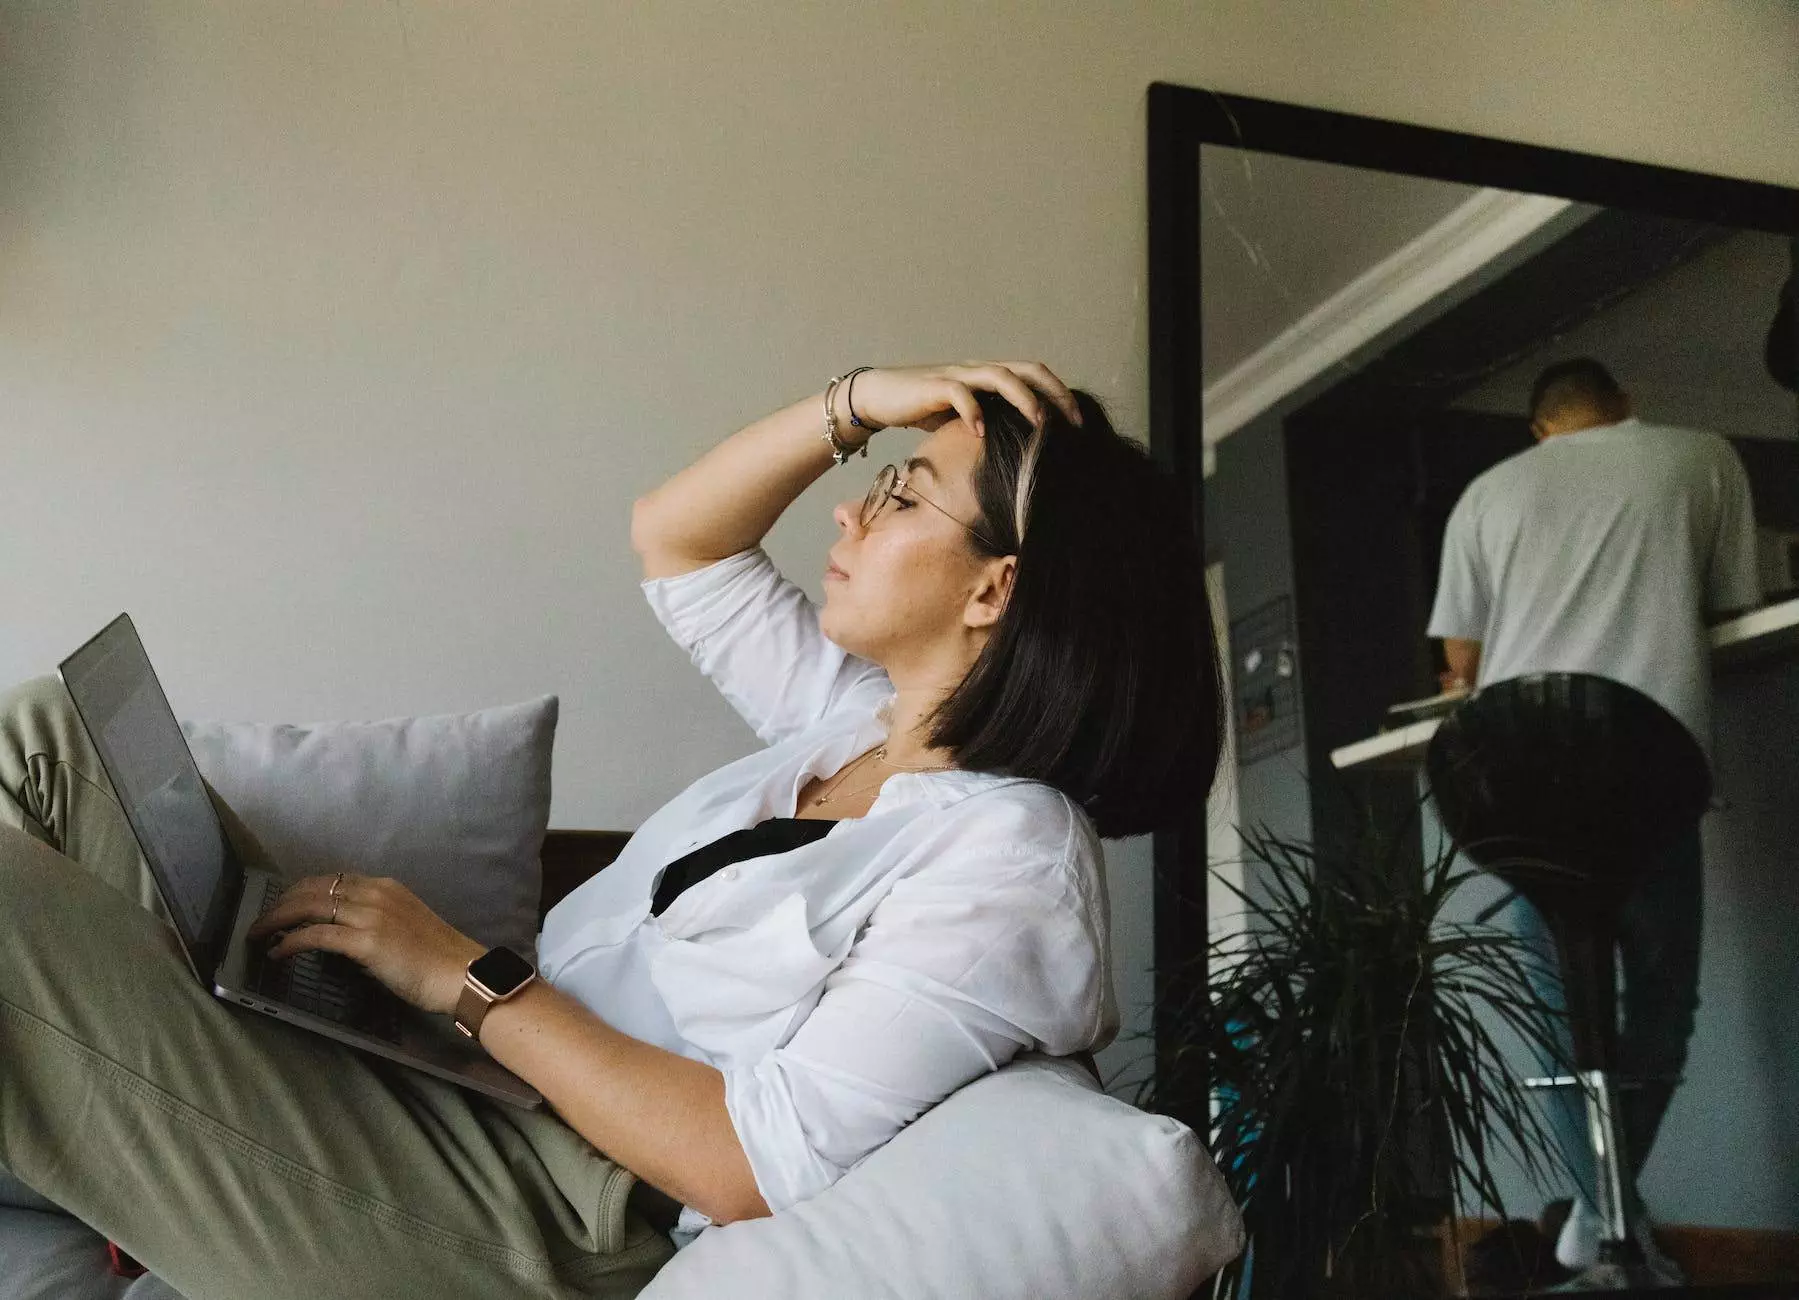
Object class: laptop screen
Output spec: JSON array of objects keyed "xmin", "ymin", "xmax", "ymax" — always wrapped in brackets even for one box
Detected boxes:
[{"xmin": 59, "ymin": 614, "xmax": 240, "ymax": 967}]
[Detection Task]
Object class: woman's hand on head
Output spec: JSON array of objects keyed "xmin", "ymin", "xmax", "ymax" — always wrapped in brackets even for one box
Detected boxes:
[
  {"xmin": 851, "ymin": 362, "xmax": 1083, "ymax": 438},
  {"xmin": 246, "ymin": 874, "xmax": 485, "ymax": 1015}
]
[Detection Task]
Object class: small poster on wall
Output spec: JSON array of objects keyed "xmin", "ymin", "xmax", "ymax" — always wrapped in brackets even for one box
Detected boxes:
[{"xmin": 1230, "ymin": 595, "xmax": 1301, "ymax": 766}]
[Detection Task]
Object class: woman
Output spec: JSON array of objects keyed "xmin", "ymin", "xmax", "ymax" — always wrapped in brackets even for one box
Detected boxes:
[{"xmin": 0, "ymin": 362, "xmax": 1220, "ymax": 1298}]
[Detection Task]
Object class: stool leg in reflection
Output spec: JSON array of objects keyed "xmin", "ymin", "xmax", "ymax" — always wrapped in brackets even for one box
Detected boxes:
[
  {"xmin": 1581, "ymin": 1067, "xmax": 1633, "ymax": 1261},
  {"xmin": 1427, "ymin": 673, "xmax": 1711, "ymax": 1290}
]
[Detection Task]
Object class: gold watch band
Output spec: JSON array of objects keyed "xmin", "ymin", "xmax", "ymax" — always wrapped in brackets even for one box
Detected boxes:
[{"xmin": 453, "ymin": 959, "xmax": 536, "ymax": 1041}]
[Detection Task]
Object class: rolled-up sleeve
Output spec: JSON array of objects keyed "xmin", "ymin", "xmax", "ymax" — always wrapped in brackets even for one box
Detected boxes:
[
  {"xmin": 643, "ymin": 548, "xmax": 891, "ymax": 745},
  {"xmin": 719, "ymin": 797, "xmax": 1113, "ymax": 1212}
]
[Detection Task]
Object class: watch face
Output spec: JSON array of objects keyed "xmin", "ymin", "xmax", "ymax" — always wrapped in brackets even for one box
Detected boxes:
[{"xmin": 469, "ymin": 946, "xmax": 535, "ymax": 997}]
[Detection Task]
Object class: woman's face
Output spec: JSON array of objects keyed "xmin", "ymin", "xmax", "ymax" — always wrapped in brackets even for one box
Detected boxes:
[{"xmin": 818, "ymin": 422, "xmax": 1009, "ymax": 675}]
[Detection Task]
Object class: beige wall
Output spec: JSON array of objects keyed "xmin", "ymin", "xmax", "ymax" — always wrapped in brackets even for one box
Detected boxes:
[
  {"xmin": 1456, "ymin": 230, "xmax": 1798, "ymax": 440},
  {"xmin": 5, "ymin": 1, "xmax": 1798, "ymax": 1088}
]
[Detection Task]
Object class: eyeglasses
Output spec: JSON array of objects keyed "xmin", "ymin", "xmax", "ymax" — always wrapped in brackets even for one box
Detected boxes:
[{"xmin": 860, "ymin": 463, "xmax": 1000, "ymax": 551}]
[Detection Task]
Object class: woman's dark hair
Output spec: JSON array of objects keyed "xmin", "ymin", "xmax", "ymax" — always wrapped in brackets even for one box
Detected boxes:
[{"xmin": 928, "ymin": 388, "xmax": 1224, "ymax": 838}]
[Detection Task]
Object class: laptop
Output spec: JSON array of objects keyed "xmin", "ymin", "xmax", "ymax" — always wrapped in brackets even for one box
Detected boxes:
[{"xmin": 58, "ymin": 613, "xmax": 543, "ymax": 1109}]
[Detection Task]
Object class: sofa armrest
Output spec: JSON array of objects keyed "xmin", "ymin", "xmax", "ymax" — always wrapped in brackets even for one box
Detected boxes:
[{"xmin": 538, "ymin": 829, "xmax": 631, "ymax": 920}]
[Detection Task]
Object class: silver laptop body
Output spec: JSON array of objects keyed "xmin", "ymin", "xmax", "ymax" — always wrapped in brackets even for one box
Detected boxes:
[{"xmin": 58, "ymin": 614, "xmax": 542, "ymax": 1109}]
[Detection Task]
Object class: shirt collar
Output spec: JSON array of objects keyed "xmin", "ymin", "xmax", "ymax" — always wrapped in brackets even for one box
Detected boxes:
[
  {"xmin": 874, "ymin": 766, "xmax": 1025, "ymax": 812},
  {"xmin": 1558, "ymin": 415, "xmax": 1640, "ymax": 442},
  {"xmin": 856, "ymin": 694, "xmax": 1036, "ymax": 813}
]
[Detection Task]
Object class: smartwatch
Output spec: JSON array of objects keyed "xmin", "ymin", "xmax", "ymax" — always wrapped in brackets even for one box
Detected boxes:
[{"xmin": 453, "ymin": 946, "xmax": 538, "ymax": 1041}]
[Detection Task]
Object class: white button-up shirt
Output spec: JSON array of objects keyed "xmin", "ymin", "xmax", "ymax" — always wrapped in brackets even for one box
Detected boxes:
[{"xmin": 537, "ymin": 548, "xmax": 1116, "ymax": 1229}]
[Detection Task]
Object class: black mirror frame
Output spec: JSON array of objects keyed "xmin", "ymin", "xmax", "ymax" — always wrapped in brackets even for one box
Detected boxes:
[{"xmin": 1145, "ymin": 82, "xmax": 1799, "ymax": 1127}]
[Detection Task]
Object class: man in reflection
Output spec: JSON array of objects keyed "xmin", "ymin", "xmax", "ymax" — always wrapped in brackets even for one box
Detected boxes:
[{"xmin": 1427, "ymin": 357, "xmax": 1761, "ymax": 1282}]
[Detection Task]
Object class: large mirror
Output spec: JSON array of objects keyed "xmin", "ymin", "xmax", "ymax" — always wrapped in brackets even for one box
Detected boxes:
[{"xmin": 1151, "ymin": 86, "xmax": 1799, "ymax": 1298}]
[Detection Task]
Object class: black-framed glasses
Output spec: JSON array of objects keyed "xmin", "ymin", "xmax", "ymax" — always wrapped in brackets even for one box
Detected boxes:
[{"xmin": 860, "ymin": 463, "xmax": 1000, "ymax": 551}]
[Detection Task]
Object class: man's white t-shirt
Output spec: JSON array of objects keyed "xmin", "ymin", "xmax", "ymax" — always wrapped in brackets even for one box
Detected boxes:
[{"xmin": 1427, "ymin": 417, "xmax": 1761, "ymax": 761}]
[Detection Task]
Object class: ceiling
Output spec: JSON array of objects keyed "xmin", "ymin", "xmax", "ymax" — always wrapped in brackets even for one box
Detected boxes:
[
  {"xmin": 1199, "ymin": 143, "xmax": 1480, "ymax": 378},
  {"xmin": 1198, "ymin": 144, "xmax": 1794, "ymax": 446}
]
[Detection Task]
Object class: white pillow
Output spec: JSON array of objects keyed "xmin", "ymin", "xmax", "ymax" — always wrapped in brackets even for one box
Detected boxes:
[
  {"xmin": 641, "ymin": 1054, "xmax": 1244, "ymax": 1300},
  {"xmin": 181, "ymin": 697, "xmax": 557, "ymax": 961}
]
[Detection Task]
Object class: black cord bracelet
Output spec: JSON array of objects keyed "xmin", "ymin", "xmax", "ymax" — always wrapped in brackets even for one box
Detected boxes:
[{"xmin": 844, "ymin": 366, "xmax": 883, "ymax": 432}]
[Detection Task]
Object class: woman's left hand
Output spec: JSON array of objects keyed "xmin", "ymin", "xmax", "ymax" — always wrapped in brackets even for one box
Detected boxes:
[{"xmin": 246, "ymin": 874, "xmax": 485, "ymax": 1015}]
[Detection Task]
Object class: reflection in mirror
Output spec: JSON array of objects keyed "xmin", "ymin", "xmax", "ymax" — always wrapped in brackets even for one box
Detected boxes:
[{"xmin": 1198, "ymin": 137, "xmax": 1799, "ymax": 1296}]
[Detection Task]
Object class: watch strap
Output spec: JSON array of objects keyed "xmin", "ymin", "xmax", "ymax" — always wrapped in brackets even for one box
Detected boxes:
[{"xmin": 453, "ymin": 951, "xmax": 537, "ymax": 1041}]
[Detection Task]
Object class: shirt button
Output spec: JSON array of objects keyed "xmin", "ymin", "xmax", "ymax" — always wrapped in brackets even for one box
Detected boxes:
[{"xmin": 722, "ymin": 865, "xmax": 740, "ymax": 881}]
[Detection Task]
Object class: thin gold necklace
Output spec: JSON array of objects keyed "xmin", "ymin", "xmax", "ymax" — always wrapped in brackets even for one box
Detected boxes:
[
  {"xmin": 812, "ymin": 746, "xmax": 950, "ymax": 807},
  {"xmin": 873, "ymin": 745, "xmax": 945, "ymax": 772}
]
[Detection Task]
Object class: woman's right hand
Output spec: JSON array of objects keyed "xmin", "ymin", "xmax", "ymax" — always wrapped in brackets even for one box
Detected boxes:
[{"xmin": 845, "ymin": 363, "xmax": 1083, "ymax": 438}]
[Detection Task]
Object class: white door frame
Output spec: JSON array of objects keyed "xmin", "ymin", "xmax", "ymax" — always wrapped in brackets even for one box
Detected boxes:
[{"xmin": 1205, "ymin": 562, "xmax": 1246, "ymax": 955}]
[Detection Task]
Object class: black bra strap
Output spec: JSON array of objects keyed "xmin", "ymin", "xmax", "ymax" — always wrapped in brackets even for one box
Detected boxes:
[{"xmin": 650, "ymin": 817, "xmax": 835, "ymax": 916}]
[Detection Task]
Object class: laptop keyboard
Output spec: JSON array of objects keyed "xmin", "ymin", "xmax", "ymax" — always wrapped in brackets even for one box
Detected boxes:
[{"xmin": 248, "ymin": 880, "xmax": 404, "ymax": 1043}]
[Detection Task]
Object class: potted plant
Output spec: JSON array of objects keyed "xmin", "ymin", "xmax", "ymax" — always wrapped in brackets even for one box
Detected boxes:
[{"xmin": 1139, "ymin": 798, "xmax": 1571, "ymax": 1299}]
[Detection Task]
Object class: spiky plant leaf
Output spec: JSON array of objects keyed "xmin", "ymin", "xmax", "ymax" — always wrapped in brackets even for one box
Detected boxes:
[{"xmin": 1132, "ymin": 795, "xmax": 1572, "ymax": 1299}]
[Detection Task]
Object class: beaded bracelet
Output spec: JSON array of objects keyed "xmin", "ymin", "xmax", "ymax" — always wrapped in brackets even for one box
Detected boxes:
[{"xmin": 822, "ymin": 371, "xmax": 872, "ymax": 466}]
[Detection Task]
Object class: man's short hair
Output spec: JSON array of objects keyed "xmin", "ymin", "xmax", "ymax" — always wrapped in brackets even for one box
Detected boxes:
[{"xmin": 1529, "ymin": 358, "xmax": 1625, "ymax": 423}]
